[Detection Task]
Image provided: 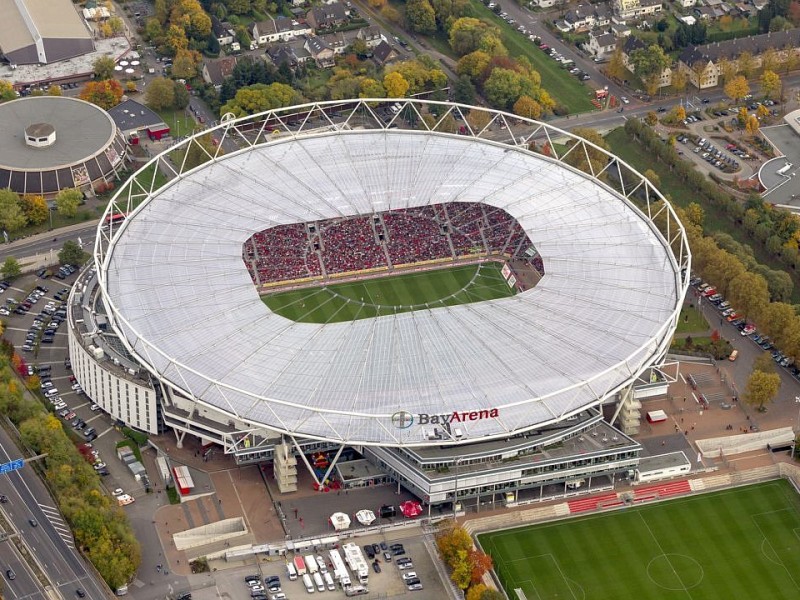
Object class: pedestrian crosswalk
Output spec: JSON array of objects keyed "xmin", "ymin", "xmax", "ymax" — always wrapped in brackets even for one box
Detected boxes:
[{"xmin": 38, "ymin": 503, "xmax": 74, "ymax": 548}]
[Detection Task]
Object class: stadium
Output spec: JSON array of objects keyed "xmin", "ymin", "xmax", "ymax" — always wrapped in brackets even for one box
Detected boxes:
[{"xmin": 69, "ymin": 99, "xmax": 689, "ymax": 507}]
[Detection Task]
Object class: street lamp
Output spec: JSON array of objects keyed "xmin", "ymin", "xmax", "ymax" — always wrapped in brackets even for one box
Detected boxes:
[{"xmin": 793, "ymin": 396, "xmax": 800, "ymax": 461}]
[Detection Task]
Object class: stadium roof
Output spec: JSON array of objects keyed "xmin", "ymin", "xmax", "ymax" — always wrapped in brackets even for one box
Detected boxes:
[
  {"xmin": 0, "ymin": 0, "xmax": 94, "ymax": 65},
  {"xmin": 99, "ymin": 102, "xmax": 687, "ymax": 446}
]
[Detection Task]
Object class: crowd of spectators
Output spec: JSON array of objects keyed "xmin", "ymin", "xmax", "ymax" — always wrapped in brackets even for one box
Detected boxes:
[{"xmin": 244, "ymin": 203, "xmax": 540, "ymax": 285}]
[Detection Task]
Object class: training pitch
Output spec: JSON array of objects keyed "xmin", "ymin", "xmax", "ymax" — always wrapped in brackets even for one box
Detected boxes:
[
  {"xmin": 479, "ymin": 480, "xmax": 800, "ymax": 600},
  {"xmin": 263, "ymin": 262, "xmax": 516, "ymax": 324}
]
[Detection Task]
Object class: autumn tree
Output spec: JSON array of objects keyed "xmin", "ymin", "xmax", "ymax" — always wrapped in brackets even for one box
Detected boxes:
[
  {"xmin": 513, "ymin": 95, "xmax": 542, "ymax": 119},
  {"xmin": 643, "ymin": 168, "xmax": 661, "ymax": 189},
  {"xmin": 466, "ymin": 109, "xmax": 491, "ymax": 132},
  {"xmin": 182, "ymin": 133, "xmax": 222, "ymax": 170},
  {"xmin": 0, "ymin": 81, "xmax": 17, "ymax": 102},
  {"xmin": 20, "ymin": 195, "xmax": 48, "ymax": 225},
  {"xmin": 685, "ymin": 202, "xmax": 705, "ymax": 228},
  {"xmin": 745, "ymin": 114, "xmax": 760, "ymax": 135},
  {"xmin": 737, "ymin": 51, "xmax": 757, "ymax": 78},
  {"xmin": 381, "ymin": 4, "xmax": 402, "ymax": 24},
  {"xmin": 466, "ymin": 585, "xmax": 489, "ymax": 600},
  {"xmin": 449, "ymin": 18, "xmax": 496, "ymax": 56},
  {"xmin": 468, "ymin": 548, "xmax": 493, "ymax": 584},
  {"xmin": 745, "ymin": 369, "xmax": 780, "ymax": 412},
  {"xmin": 384, "ymin": 71, "xmax": 410, "ymax": 97},
  {"xmin": 78, "ymin": 79, "xmax": 123, "ymax": 109},
  {"xmin": 55, "ymin": 188, "xmax": 82, "ymax": 218},
  {"xmin": 644, "ymin": 111, "xmax": 658, "ymax": 126},
  {"xmin": 717, "ymin": 57, "xmax": 738, "ymax": 84},
  {"xmin": 671, "ymin": 68, "xmax": 688, "ymax": 92},
  {"xmin": 456, "ymin": 51, "xmax": 491, "ymax": 82},
  {"xmin": 219, "ymin": 82, "xmax": 303, "ymax": 118},
  {"xmin": 171, "ymin": 49, "xmax": 201, "ymax": 80},
  {"xmin": 605, "ymin": 48, "xmax": 627, "ymax": 82},
  {"xmin": 563, "ymin": 128, "xmax": 610, "ymax": 177},
  {"xmin": 724, "ymin": 75, "xmax": 749, "ymax": 103},
  {"xmin": 760, "ymin": 69, "xmax": 782, "ymax": 99},
  {"xmin": 93, "ymin": 56, "xmax": 116, "ymax": 80},
  {"xmin": 406, "ymin": 0, "xmax": 436, "ymax": 34}
]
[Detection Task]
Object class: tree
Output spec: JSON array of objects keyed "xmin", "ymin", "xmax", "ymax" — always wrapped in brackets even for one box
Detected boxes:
[
  {"xmin": 468, "ymin": 548, "xmax": 493, "ymax": 584},
  {"xmin": 744, "ymin": 369, "xmax": 780, "ymax": 411},
  {"xmin": 644, "ymin": 111, "xmax": 658, "ymax": 126},
  {"xmin": 406, "ymin": 0, "xmax": 437, "ymax": 34},
  {"xmin": 381, "ymin": 4, "xmax": 402, "ymax": 24},
  {"xmin": 745, "ymin": 114, "xmax": 760, "ymax": 135},
  {"xmin": 717, "ymin": 57, "xmax": 738, "ymax": 84},
  {"xmin": 359, "ymin": 78, "xmax": 385, "ymax": 99},
  {"xmin": 55, "ymin": 188, "xmax": 82, "ymax": 218},
  {"xmin": 182, "ymin": 134, "xmax": 221, "ymax": 170},
  {"xmin": 454, "ymin": 75, "xmax": 476, "ymax": 104},
  {"xmin": 145, "ymin": 77, "xmax": 175, "ymax": 110},
  {"xmin": 0, "ymin": 81, "xmax": 17, "ymax": 102},
  {"xmin": 671, "ymin": 67, "xmax": 688, "ymax": 92},
  {"xmin": 171, "ymin": 49, "xmax": 200, "ymax": 80},
  {"xmin": 466, "ymin": 585, "xmax": 489, "ymax": 600},
  {"xmin": 20, "ymin": 194, "xmax": 48, "ymax": 225},
  {"xmin": 605, "ymin": 48, "xmax": 627, "ymax": 82},
  {"xmin": 480, "ymin": 591, "xmax": 505, "ymax": 600},
  {"xmin": 643, "ymin": 168, "xmax": 660, "ymax": 189},
  {"xmin": 0, "ymin": 189, "xmax": 26, "ymax": 233},
  {"xmin": 93, "ymin": 56, "xmax": 116, "ymax": 80},
  {"xmin": 737, "ymin": 51, "xmax": 757, "ymax": 78},
  {"xmin": 466, "ymin": 109, "xmax": 491, "ymax": 132},
  {"xmin": 436, "ymin": 524, "xmax": 472, "ymax": 565},
  {"xmin": 78, "ymin": 80, "xmax": 124, "ymax": 110},
  {"xmin": 448, "ymin": 18, "xmax": 495, "ymax": 56},
  {"xmin": 761, "ymin": 48, "xmax": 780, "ymax": 73},
  {"xmin": 456, "ymin": 51, "xmax": 491, "ymax": 82},
  {"xmin": 760, "ymin": 69, "xmax": 782, "ymax": 99},
  {"xmin": 629, "ymin": 45, "xmax": 670, "ymax": 95},
  {"xmin": 513, "ymin": 95, "xmax": 542, "ymax": 120},
  {"xmin": 384, "ymin": 71, "xmax": 410, "ymax": 98},
  {"xmin": 125, "ymin": 81, "xmax": 138, "ymax": 94},
  {"xmin": 47, "ymin": 85, "xmax": 62, "ymax": 96},
  {"xmin": 1, "ymin": 257, "xmax": 20, "ymax": 280},
  {"xmin": 685, "ymin": 202, "xmax": 705, "ymax": 228},
  {"xmin": 172, "ymin": 81, "xmax": 190, "ymax": 109},
  {"xmin": 219, "ymin": 82, "xmax": 303, "ymax": 118},
  {"xmin": 58, "ymin": 240, "xmax": 88, "ymax": 266},
  {"xmin": 724, "ymin": 75, "xmax": 749, "ymax": 103},
  {"xmin": 563, "ymin": 127, "xmax": 610, "ymax": 176}
]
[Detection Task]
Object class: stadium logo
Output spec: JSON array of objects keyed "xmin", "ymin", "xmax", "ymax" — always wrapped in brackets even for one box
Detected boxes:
[
  {"xmin": 391, "ymin": 411, "xmax": 414, "ymax": 429},
  {"xmin": 391, "ymin": 409, "xmax": 499, "ymax": 428}
]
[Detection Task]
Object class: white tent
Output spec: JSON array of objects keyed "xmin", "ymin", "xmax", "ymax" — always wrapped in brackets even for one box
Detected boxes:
[
  {"xmin": 355, "ymin": 509, "xmax": 375, "ymax": 526},
  {"xmin": 330, "ymin": 512, "xmax": 351, "ymax": 531}
]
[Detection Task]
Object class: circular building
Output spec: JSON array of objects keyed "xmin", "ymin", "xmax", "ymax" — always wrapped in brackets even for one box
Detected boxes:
[
  {"xmin": 92, "ymin": 100, "xmax": 690, "ymax": 451},
  {"xmin": 0, "ymin": 96, "xmax": 126, "ymax": 197}
]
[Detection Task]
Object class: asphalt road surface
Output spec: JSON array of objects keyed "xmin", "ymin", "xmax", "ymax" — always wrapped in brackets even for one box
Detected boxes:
[{"xmin": 0, "ymin": 424, "xmax": 110, "ymax": 599}]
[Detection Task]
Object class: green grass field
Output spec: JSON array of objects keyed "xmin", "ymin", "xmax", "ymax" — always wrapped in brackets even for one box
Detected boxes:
[
  {"xmin": 479, "ymin": 481, "xmax": 800, "ymax": 600},
  {"xmin": 263, "ymin": 262, "xmax": 515, "ymax": 324}
]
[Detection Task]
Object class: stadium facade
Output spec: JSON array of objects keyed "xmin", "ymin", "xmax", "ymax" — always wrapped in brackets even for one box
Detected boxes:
[{"xmin": 68, "ymin": 100, "xmax": 689, "ymax": 508}]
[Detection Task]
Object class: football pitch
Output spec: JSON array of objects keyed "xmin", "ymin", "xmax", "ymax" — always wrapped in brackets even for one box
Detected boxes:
[
  {"xmin": 478, "ymin": 481, "xmax": 800, "ymax": 600},
  {"xmin": 263, "ymin": 262, "xmax": 515, "ymax": 323}
]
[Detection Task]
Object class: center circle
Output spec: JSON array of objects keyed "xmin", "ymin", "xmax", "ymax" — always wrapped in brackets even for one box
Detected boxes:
[{"xmin": 646, "ymin": 553, "xmax": 704, "ymax": 591}]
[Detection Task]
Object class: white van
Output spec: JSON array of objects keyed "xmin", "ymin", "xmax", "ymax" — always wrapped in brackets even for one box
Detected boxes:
[
  {"xmin": 315, "ymin": 555, "xmax": 327, "ymax": 573},
  {"xmin": 305, "ymin": 554, "xmax": 319, "ymax": 574},
  {"xmin": 286, "ymin": 562, "xmax": 298, "ymax": 581},
  {"xmin": 302, "ymin": 573, "xmax": 315, "ymax": 593},
  {"xmin": 345, "ymin": 586, "xmax": 368, "ymax": 597},
  {"xmin": 312, "ymin": 572, "xmax": 325, "ymax": 592},
  {"xmin": 323, "ymin": 572, "xmax": 335, "ymax": 591}
]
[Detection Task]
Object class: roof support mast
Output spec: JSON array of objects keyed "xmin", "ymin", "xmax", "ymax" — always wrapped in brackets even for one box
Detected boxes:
[{"xmin": 288, "ymin": 436, "xmax": 345, "ymax": 489}]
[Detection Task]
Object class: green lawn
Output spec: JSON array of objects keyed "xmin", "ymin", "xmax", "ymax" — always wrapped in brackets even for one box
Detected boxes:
[
  {"xmin": 479, "ymin": 480, "xmax": 800, "ymax": 600},
  {"xmin": 467, "ymin": 1, "xmax": 595, "ymax": 114},
  {"xmin": 676, "ymin": 305, "xmax": 708, "ymax": 334},
  {"xmin": 263, "ymin": 262, "xmax": 515, "ymax": 323}
]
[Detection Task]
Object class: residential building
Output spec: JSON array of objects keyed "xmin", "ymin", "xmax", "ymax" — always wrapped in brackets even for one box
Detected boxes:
[
  {"xmin": 372, "ymin": 40, "xmax": 399, "ymax": 66},
  {"xmin": 320, "ymin": 32, "xmax": 348, "ymax": 55},
  {"xmin": 559, "ymin": 3, "xmax": 612, "ymax": 32},
  {"xmin": 250, "ymin": 16, "xmax": 312, "ymax": 46},
  {"xmin": 307, "ymin": 2, "xmax": 349, "ymax": 30},
  {"xmin": 202, "ymin": 56, "xmax": 239, "ymax": 90},
  {"xmin": 587, "ymin": 32, "xmax": 619, "ymax": 58},
  {"xmin": 357, "ymin": 25, "xmax": 384, "ymax": 49},
  {"xmin": 622, "ymin": 36, "xmax": 672, "ymax": 87},
  {"xmin": 266, "ymin": 44, "xmax": 303, "ymax": 69},
  {"xmin": 614, "ymin": 0, "xmax": 662, "ymax": 19},
  {"xmin": 211, "ymin": 15, "xmax": 235, "ymax": 46},
  {"xmin": 305, "ymin": 36, "xmax": 336, "ymax": 67},
  {"xmin": 677, "ymin": 29, "xmax": 800, "ymax": 89},
  {"xmin": 675, "ymin": 0, "xmax": 697, "ymax": 7}
]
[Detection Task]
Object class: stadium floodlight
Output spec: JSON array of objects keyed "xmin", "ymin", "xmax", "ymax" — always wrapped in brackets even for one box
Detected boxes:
[{"xmin": 95, "ymin": 99, "xmax": 689, "ymax": 447}]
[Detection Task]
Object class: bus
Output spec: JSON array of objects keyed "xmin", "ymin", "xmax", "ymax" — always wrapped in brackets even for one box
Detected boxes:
[{"xmin": 104, "ymin": 212, "xmax": 126, "ymax": 227}]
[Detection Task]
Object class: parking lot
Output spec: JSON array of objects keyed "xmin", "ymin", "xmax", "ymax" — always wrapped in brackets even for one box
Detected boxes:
[
  {"xmin": 1, "ymin": 269, "xmax": 149, "ymax": 501},
  {"xmin": 191, "ymin": 532, "xmax": 442, "ymax": 600}
]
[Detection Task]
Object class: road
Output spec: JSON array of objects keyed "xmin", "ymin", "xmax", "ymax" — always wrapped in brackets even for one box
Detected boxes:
[{"xmin": 0, "ymin": 425, "xmax": 111, "ymax": 599}]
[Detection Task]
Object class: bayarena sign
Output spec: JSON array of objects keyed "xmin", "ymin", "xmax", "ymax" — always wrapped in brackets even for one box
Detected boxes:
[{"xmin": 391, "ymin": 409, "xmax": 500, "ymax": 429}]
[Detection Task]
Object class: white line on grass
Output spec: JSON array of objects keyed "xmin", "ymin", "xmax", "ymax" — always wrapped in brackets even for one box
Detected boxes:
[{"xmin": 638, "ymin": 512, "xmax": 695, "ymax": 599}]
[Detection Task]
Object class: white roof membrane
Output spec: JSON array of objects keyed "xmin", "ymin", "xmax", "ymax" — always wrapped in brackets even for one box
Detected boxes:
[{"xmin": 103, "ymin": 129, "xmax": 682, "ymax": 445}]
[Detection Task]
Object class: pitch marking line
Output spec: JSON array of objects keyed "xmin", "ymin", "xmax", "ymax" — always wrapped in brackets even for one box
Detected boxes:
[
  {"xmin": 638, "ymin": 513, "xmax": 695, "ymax": 599},
  {"xmin": 751, "ymin": 512, "xmax": 800, "ymax": 590}
]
